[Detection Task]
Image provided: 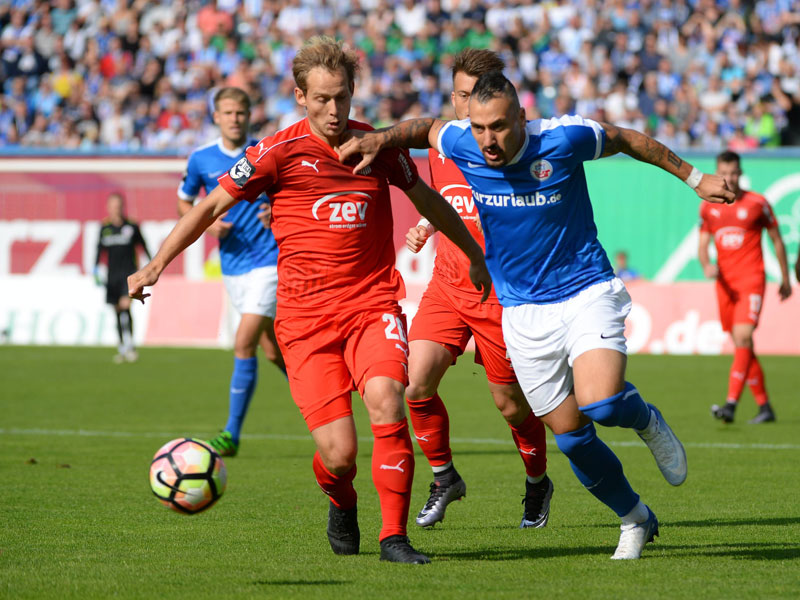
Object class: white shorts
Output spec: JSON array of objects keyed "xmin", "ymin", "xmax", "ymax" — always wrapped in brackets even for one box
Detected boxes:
[
  {"xmin": 501, "ymin": 277, "xmax": 631, "ymax": 417},
  {"xmin": 222, "ymin": 265, "xmax": 278, "ymax": 318}
]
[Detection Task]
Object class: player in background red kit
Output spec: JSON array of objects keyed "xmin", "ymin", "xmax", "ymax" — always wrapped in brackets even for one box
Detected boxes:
[
  {"xmin": 699, "ymin": 151, "xmax": 792, "ymax": 424},
  {"xmin": 127, "ymin": 37, "xmax": 491, "ymax": 564},
  {"xmin": 403, "ymin": 49, "xmax": 552, "ymax": 529}
]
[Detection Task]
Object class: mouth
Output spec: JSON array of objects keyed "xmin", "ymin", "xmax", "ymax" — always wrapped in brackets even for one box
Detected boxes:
[{"xmin": 483, "ymin": 146, "xmax": 502, "ymax": 162}]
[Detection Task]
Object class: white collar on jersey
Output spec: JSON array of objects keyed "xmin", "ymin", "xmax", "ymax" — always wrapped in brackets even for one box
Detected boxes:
[
  {"xmin": 506, "ymin": 128, "xmax": 530, "ymax": 166},
  {"xmin": 216, "ymin": 138, "xmax": 248, "ymax": 158}
]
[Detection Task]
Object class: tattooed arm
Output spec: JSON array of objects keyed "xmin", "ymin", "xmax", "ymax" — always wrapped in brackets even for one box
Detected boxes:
[
  {"xmin": 338, "ymin": 118, "xmax": 449, "ymax": 174},
  {"xmin": 599, "ymin": 123, "xmax": 735, "ymax": 204}
]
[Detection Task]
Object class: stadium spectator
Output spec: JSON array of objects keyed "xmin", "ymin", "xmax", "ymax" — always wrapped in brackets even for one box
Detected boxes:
[
  {"xmin": 1, "ymin": 0, "xmax": 800, "ymax": 153},
  {"xmin": 127, "ymin": 36, "xmax": 491, "ymax": 564},
  {"xmin": 700, "ymin": 151, "xmax": 792, "ymax": 425},
  {"xmin": 614, "ymin": 251, "xmax": 642, "ymax": 282}
]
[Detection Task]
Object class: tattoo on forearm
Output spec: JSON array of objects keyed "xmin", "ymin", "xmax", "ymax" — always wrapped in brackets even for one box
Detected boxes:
[
  {"xmin": 667, "ymin": 151, "xmax": 682, "ymax": 169},
  {"xmin": 383, "ymin": 118, "xmax": 434, "ymax": 149}
]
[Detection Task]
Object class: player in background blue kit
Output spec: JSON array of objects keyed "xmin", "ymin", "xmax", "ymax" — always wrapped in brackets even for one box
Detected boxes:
[
  {"xmin": 339, "ymin": 71, "xmax": 736, "ymax": 559},
  {"xmin": 178, "ymin": 87, "xmax": 285, "ymax": 457}
]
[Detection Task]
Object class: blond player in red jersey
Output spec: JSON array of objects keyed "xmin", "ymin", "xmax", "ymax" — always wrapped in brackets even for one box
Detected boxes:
[
  {"xmin": 403, "ymin": 49, "xmax": 552, "ymax": 530},
  {"xmin": 699, "ymin": 151, "xmax": 792, "ymax": 424},
  {"xmin": 127, "ymin": 37, "xmax": 491, "ymax": 564}
]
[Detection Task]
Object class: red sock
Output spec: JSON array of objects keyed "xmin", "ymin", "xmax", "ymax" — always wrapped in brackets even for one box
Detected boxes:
[
  {"xmin": 726, "ymin": 347, "xmax": 754, "ymax": 403},
  {"xmin": 406, "ymin": 394, "xmax": 452, "ymax": 467},
  {"xmin": 508, "ymin": 411, "xmax": 547, "ymax": 478},
  {"xmin": 371, "ymin": 419, "xmax": 415, "ymax": 541},
  {"xmin": 312, "ymin": 451, "xmax": 357, "ymax": 510},
  {"xmin": 746, "ymin": 355, "xmax": 769, "ymax": 406}
]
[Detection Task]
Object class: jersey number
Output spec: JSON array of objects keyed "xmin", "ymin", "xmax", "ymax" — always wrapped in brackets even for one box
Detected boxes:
[{"xmin": 382, "ymin": 314, "xmax": 408, "ymax": 344}]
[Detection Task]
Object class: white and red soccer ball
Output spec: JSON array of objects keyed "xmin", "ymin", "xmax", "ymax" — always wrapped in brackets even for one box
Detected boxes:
[{"xmin": 149, "ymin": 438, "xmax": 227, "ymax": 514}]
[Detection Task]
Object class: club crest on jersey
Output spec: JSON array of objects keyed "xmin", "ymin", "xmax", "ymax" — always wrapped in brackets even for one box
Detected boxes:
[
  {"xmin": 530, "ymin": 159, "xmax": 553, "ymax": 181},
  {"xmin": 737, "ymin": 208, "xmax": 748, "ymax": 220},
  {"xmin": 229, "ymin": 157, "xmax": 254, "ymax": 187}
]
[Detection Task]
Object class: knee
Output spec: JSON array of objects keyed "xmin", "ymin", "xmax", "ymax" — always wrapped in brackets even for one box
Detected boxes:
[
  {"xmin": 319, "ymin": 443, "xmax": 358, "ymax": 475},
  {"xmin": 553, "ymin": 422, "xmax": 596, "ymax": 458},
  {"xmin": 234, "ymin": 341, "xmax": 258, "ymax": 358},
  {"xmin": 405, "ymin": 378, "xmax": 436, "ymax": 401},
  {"xmin": 364, "ymin": 378, "xmax": 406, "ymax": 423},
  {"xmin": 491, "ymin": 387, "xmax": 528, "ymax": 423}
]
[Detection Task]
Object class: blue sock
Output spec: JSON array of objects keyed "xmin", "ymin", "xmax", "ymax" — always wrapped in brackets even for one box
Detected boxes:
[
  {"xmin": 580, "ymin": 382, "xmax": 651, "ymax": 430},
  {"xmin": 224, "ymin": 357, "xmax": 258, "ymax": 444},
  {"xmin": 554, "ymin": 422, "xmax": 639, "ymax": 517}
]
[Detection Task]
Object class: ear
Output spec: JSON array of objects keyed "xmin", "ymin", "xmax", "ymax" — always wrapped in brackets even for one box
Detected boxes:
[
  {"xmin": 450, "ymin": 90, "xmax": 456, "ymax": 109},
  {"xmin": 212, "ymin": 111, "xmax": 220, "ymax": 126},
  {"xmin": 519, "ymin": 106, "xmax": 526, "ymax": 124},
  {"xmin": 294, "ymin": 87, "xmax": 307, "ymax": 107}
]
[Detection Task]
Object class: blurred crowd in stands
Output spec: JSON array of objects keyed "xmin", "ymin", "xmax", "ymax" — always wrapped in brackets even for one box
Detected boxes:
[{"xmin": 2, "ymin": 0, "xmax": 799, "ymax": 154}]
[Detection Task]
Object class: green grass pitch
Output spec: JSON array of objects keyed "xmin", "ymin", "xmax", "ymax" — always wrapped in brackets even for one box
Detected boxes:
[{"xmin": 2, "ymin": 347, "xmax": 798, "ymax": 599}]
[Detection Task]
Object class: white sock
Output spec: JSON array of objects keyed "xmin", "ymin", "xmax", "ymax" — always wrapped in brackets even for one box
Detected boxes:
[
  {"xmin": 527, "ymin": 473, "xmax": 545, "ymax": 484},
  {"xmin": 431, "ymin": 461, "xmax": 453, "ymax": 474},
  {"xmin": 119, "ymin": 311, "xmax": 133, "ymax": 353},
  {"xmin": 621, "ymin": 501, "xmax": 650, "ymax": 527}
]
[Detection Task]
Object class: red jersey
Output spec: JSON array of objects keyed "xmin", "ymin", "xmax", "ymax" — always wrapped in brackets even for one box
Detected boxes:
[
  {"xmin": 699, "ymin": 190, "xmax": 777, "ymax": 287},
  {"xmin": 427, "ymin": 148, "xmax": 499, "ymax": 303},
  {"xmin": 218, "ymin": 118, "xmax": 419, "ymax": 315}
]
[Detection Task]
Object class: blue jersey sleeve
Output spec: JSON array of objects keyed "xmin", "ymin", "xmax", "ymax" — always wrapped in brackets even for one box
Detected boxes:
[
  {"xmin": 435, "ymin": 119, "xmax": 471, "ymax": 160},
  {"xmin": 559, "ymin": 115, "xmax": 605, "ymax": 163},
  {"xmin": 178, "ymin": 152, "xmax": 203, "ymax": 201}
]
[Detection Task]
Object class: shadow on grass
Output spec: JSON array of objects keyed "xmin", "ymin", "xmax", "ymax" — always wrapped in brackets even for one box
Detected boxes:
[
  {"xmin": 669, "ymin": 516, "xmax": 800, "ymax": 528},
  {"xmin": 654, "ymin": 542, "xmax": 800, "ymax": 560},
  {"xmin": 431, "ymin": 545, "xmax": 612, "ymax": 561},
  {"xmin": 558, "ymin": 516, "xmax": 800, "ymax": 530},
  {"xmin": 252, "ymin": 580, "xmax": 347, "ymax": 586}
]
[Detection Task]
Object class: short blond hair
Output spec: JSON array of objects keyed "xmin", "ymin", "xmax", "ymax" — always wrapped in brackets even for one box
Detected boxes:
[
  {"xmin": 453, "ymin": 48, "xmax": 505, "ymax": 81},
  {"xmin": 292, "ymin": 36, "xmax": 360, "ymax": 94},
  {"xmin": 213, "ymin": 87, "xmax": 250, "ymax": 111}
]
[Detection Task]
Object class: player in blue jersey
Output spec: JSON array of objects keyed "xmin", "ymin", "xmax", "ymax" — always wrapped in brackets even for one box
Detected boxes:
[
  {"xmin": 178, "ymin": 87, "xmax": 285, "ymax": 457},
  {"xmin": 339, "ymin": 71, "xmax": 735, "ymax": 559}
]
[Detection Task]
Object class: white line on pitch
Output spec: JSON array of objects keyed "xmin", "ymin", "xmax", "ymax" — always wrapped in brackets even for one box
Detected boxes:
[{"xmin": 1, "ymin": 428, "xmax": 798, "ymax": 451}]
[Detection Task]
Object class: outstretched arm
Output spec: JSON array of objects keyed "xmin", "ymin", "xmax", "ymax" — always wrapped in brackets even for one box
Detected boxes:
[
  {"xmin": 128, "ymin": 186, "xmax": 239, "ymax": 302},
  {"xmin": 338, "ymin": 118, "xmax": 449, "ymax": 174},
  {"xmin": 404, "ymin": 179, "xmax": 492, "ymax": 301},
  {"xmin": 600, "ymin": 123, "xmax": 735, "ymax": 204},
  {"xmin": 766, "ymin": 226, "xmax": 792, "ymax": 300}
]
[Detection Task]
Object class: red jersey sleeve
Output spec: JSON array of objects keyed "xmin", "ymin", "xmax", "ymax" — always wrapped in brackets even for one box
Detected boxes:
[
  {"xmin": 379, "ymin": 147, "xmax": 419, "ymax": 191},
  {"xmin": 217, "ymin": 143, "xmax": 279, "ymax": 202}
]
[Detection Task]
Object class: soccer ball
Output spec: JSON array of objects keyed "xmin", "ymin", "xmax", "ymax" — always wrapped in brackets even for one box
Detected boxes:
[{"xmin": 149, "ymin": 438, "xmax": 227, "ymax": 514}]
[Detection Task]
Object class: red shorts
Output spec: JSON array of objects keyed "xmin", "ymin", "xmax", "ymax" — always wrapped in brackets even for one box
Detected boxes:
[
  {"xmin": 275, "ymin": 304, "xmax": 409, "ymax": 431},
  {"xmin": 716, "ymin": 279, "xmax": 765, "ymax": 332},
  {"xmin": 408, "ymin": 278, "xmax": 516, "ymax": 385}
]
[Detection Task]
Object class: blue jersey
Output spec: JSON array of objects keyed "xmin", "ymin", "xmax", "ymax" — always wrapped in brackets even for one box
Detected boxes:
[
  {"xmin": 437, "ymin": 115, "xmax": 614, "ymax": 306},
  {"xmin": 178, "ymin": 138, "xmax": 278, "ymax": 276}
]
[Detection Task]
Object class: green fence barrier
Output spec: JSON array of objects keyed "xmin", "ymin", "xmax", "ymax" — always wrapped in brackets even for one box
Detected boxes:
[{"xmin": 586, "ymin": 155, "xmax": 800, "ymax": 282}]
